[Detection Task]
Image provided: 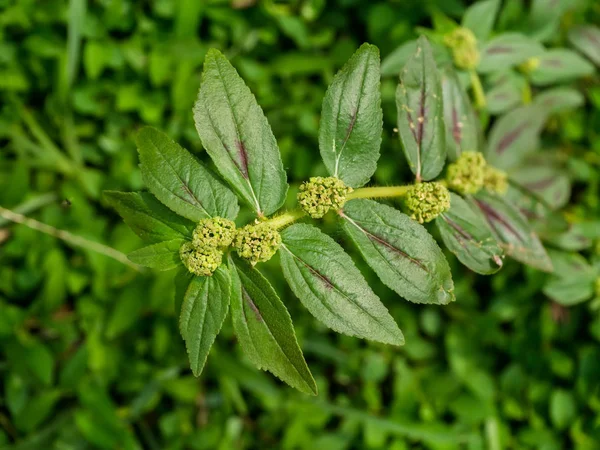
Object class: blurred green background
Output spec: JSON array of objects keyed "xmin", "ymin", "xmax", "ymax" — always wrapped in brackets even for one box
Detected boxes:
[{"xmin": 1, "ymin": 0, "xmax": 600, "ymax": 448}]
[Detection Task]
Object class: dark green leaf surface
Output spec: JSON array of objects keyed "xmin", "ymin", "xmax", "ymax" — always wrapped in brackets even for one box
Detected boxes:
[
  {"xmin": 179, "ymin": 267, "xmax": 231, "ymax": 377},
  {"xmin": 441, "ymin": 67, "xmax": 480, "ymax": 161},
  {"xmin": 436, "ymin": 194, "xmax": 503, "ymax": 275},
  {"xmin": 484, "ymin": 105, "xmax": 546, "ymax": 170},
  {"xmin": 462, "ymin": 0, "xmax": 500, "ymax": 41},
  {"xmin": 341, "ymin": 199, "xmax": 454, "ymax": 304},
  {"xmin": 319, "ymin": 43, "xmax": 382, "ymax": 188},
  {"xmin": 193, "ymin": 49, "xmax": 288, "ymax": 216},
  {"xmin": 280, "ymin": 223, "xmax": 404, "ymax": 345},
  {"xmin": 478, "ymin": 33, "xmax": 545, "ymax": 74},
  {"xmin": 529, "ymin": 50, "xmax": 595, "ymax": 86},
  {"xmin": 104, "ymin": 191, "xmax": 194, "ymax": 243},
  {"xmin": 127, "ymin": 239, "xmax": 184, "ymax": 270},
  {"xmin": 136, "ymin": 127, "xmax": 239, "ymax": 222},
  {"xmin": 229, "ymin": 256, "xmax": 317, "ymax": 395},
  {"xmin": 396, "ymin": 36, "xmax": 446, "ymax": 181},
  {"xmin": 568, "ymin": 25, "xmax": 600, "ymax": 67},
  {"xmin": 472, "ymin": 190, "xmax": 552, "ymax": 272}
]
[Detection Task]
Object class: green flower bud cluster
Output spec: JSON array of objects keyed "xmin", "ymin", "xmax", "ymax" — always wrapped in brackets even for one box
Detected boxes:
[
  {"xmin": 446, "ymin": 151, "xmax": 486, "ymax": 195},
  {"xmin": 233, "ymin": 222, "xmax": 282, "ymax": 264},
  {"xmin": 180, "ymin": 217, "xmax": 236, "ymax": 276},
  {"xmin": 405, "ymin": 182, "xmax": 451, "ymax": 224},
  {"xmin": 444, "ymin": 27, "xmax": 480, "ymax": 70},
  {"xmin": 297, "ymin": 176, "xmax": 353, "ymax": 219},
  {"xmin": 483, "ymin": 165, "xmax": 508, "ymax": 195}
]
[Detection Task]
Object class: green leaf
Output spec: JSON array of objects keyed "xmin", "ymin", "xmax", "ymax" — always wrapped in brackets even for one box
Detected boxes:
[
  {"xmin": 441, "ymin": 67, "xmax": 481, "ymax": 161},
  {"xmin": 319, "ymin": 43, "xmax": 382, "ymax": 188},
  {"xmin": 179, "ymin": 267, "xmax": 231, "ymax": 376},
  {"xmin": 396, "ymin": 36, "xmax": 446, "ymax": 181},
  {"xmin": 280, "ymin": 223, "xmax": 404, "ymax": 344},
  {"xmin": 228, "ymin": 256, "xmax": 317, "ymax": 395},
  {"xmin": 529, "ymin": 50, "xmax": 594, "ymax": 86},
  {"xmin": 549, "ymin": 390, "xmax": 576, "ymax": 430},
  {"xmin": 381, "ymin": 40, "xmax": 418, "ymax": 77},
  {"xmin": 136, "ymin": 127, "xmax": 239, "ymax": 222},
  {"xmin": 340, "ymin": 199, "xmax": 454, "ymax": 304},
  {"xmin": 471, "ymin": 190, "xmax": 552, "ymax": 272},
  {"xmin": 568, "ymin": 25, "xmax": 600, "ymax": 67},
  {"xmin": 484, "ymin": 105, "xmax": 546, "ymax": 170},
  {"xmin": 486, "ymin": 71, "xmax": 526, "ymax": 115},
  {"xmin": 462, "ymin": 0, "xmax": 500, "ymax": 41},
  {"xmin": 436, "ymin": 193, "xmax": 503, "ymax": 275},
  {"xmin": 532, "ymin": 86, "xmax": 585, "ymax": 115},
  {"xmin": 104, "ymin": 191, "xmax": 194, "ymax": 243},
  {"xmin": 193, "ymin": 49, "xmax": 288, "ymax": 216},
  {"xmin": 543, "ymin": 249, "xmax": 597, "ymax": 306},
  {"xmin": 127, "ymin": 239, "xmax": 184, "ymax": 270},
  {"xmin": 509, "ymin": 163, "xmax": 571, "ymax": 210},
  {"xmin": 478, "ymin": 33, "xmax": 544, "ymax": 74}
]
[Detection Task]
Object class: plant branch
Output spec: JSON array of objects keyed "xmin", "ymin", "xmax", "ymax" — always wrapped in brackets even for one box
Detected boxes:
[
  {"xmin": 265, "ymin": 209, "xmax": 306, "ymax": 229},
  {"xmin": 470, "ymin": 70, "xmax": 486, "ymax": 110},
  {"xmin": 0, "ymin": 204, "xmax": 144, "ymax": 272},
  {"xmin": 347, "ymin": 185, "xmax": 411, "ymax": 200}
]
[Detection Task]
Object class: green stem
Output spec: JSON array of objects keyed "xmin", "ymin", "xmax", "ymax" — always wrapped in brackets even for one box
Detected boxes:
[
  {"xmin": 347, "ymin": 185, "xmax": 411, "ymax": 200},
  {"xmin": 0, "ymin": 193, "xmax": 58, "ymax": 227},
  {"xmin": 265, "ymin": 209, "xmax": 306, "ymax": 229},
  {"xmin": 470, "ymin": 70, "xmax": 486, "ymax": 110}
]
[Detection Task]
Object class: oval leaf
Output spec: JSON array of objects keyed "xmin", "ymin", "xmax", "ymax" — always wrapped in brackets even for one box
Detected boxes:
[
  {"xmin": 396, "ymin": 35, "xmax": 446, "ymax": 181},
  {"xmin": 381, "ymin": 40, "xmax": 418, "ymax": 77},
  {"xmin": 436, "ymin": 193, "xmax": 503, "ymax": 275},
  {"xmin": 340, "ymin": 199, "xmax": 455, "ymax": 304},
  {"xmin": 104, "ymin": 191, "xmax": 194, "ymax": 243},
  {"xmin": 128, "ymin": 239, "xmax": 184, "ymax": 270},
  {"xmin": 279, "ymin": 223, "xmax": 404, "ymax": 345},
  {"xmin": 136, "ymin": 127, "xmax": 239, "ymax": 222},
  {"xmin": 486, "ymin": 71, "xmax": 526, "ymax": 115},
  {"xmin": 229, "ymin": 256, "xmax": 317, "ymax": 395},
  {"xmin": 193, "ymin": 49, "xmax": 288, "ymax": 216},
  {"xmin": 478, "ymin": 33, "xmax": 545, "ymax": 74},
  {"xmin": 319, "ymin": 43, "xmax": 382, "ymax": 188},
  {"xmin": 529, "ymin": 50, "xmax": 595, "ymax": 86},
  {"xmin": 509, "ymin": 164, "xmax": 571, "ymax": 210},
  {"xmin": 462, "ymin": 0, "xmax": 500, "ymax": 41},
  {"xmin": 179, "ymin": 267, "xmax": 231, "ymax": 377},
  {"xmin": 533, "ymin": 87, "xmax": 584, "ymax": 116},
  {"xmin": 568, "ymin": 25, "xmax": 600, "ymax": 67},
  {"xmin": 471, "ymin": 190, "xmax": 552, "ymax": 272},
  {"xmin": 441, "ymin": 67, "xmax": 481, "ymax": 161}
]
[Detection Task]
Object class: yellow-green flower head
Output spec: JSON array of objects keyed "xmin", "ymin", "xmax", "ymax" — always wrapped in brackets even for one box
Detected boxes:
[
  {"xmin": 179, "ymin": 241, "xmax": 223, "ymax": 276},
  {"xmin": 519, "ymin": 57, "xmax": 541, "ymax": 74},
  {"xmin": 234, "ymin": 223, "xmax": 282, "ymax": 264},
  {"xmin": 192, "ymin": 217, "xmax": 236, "ymax": 249},
  {"xmin": 483, "ymin": 165, "xmax": 508, "ymax": 195},
  {"xmin": 444, "ymin": 27, "xmax": 480, "ymax": 70},
  {"xmin": 446, "ymin": 151, "xmax": 486, "ymax": 195},
  {"xmin": 297, "ymin": 176, "xmax": 353, "ymax": 219},
  {"xmin": 405, "ymin": 182, "xmax": 451, "ymax": 224}
]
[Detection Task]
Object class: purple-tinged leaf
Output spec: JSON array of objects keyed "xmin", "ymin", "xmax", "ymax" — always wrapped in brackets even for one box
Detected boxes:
[
  {"xmin": 530, "ymin": 49, "xmax": 595, "ymax": 86},
  {"xmin": 568, "ymin": 25, "xmax": 600, "ymax": 67},
  {"xmin": 533, "ymin": 87, "xmax": 585, "ymax": 116},
  {"xmin": 478, "ymin": 33, "xmax": 544, "ymax": 74},
  {"xmin": 486, "ymin": 71, "xmax": 526, "ymax": 115},
  {"xmin": 509, "ymin": 164, "xmax": 571, "ymax": 210}
]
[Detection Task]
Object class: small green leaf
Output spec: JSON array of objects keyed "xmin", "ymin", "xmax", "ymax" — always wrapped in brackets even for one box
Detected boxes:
[
  {"xmin": 471, "ymin": 190, "xmax": 552, "ymax": 272},
  {"xmin": 396, "ymin": 36, "xmax": 446, "ymax": 181},
  {"xmin": 543, "ymin": 276, "xmax": 595, "ymax": 306},
  {"xmin": 136, "ymin": 127, "xmax": 239, "ymax": 222},
  {"xmin": 381, "ymin": 40, "xmax": 418, "ymax": 77},
  {"xmin": 441, "ymin": 67, "xmax": 481, "ymax": 161},
  {"xmin": 533, "ymin": 86, "xmax": 585, "ymax": 115},
  {"xmin": 462, "ymin": 0, "xmax": 500, "ymax": 41},
  {"xmin": 341, "ymin": 199, "xmax": 454, "ymax": 304},
  {"xmin": 478, "ymin": 33, "xmax": 544, "ymax": 74},
  {"xmin": 486, "ymin": 71, "xmax": 526, "ymax": 115},
  {"xmin": 179, "ymin": 267, "xmax": 231, "ymax": 376},
  {"xmin": 549, "ymin": 390, "xmax": 577, "ymax": 430},
  {"xmin": 104, "ymin": 191, "xmax": 194, "ymax": 243},
  {"xmin": 568, "ymin": 25, "xmax": 600, "ymax": 67},
  {"xmin": 509, "ymin": 164, "xmax": 571, "ymax": 210},
  {"xmin": 484, "ymin": 105, "xmax": 546, "ymax": 170},
  {"xmin": 194, "ymin": 49, "xmax": 288, "ymax": 216},
  {"xmin": 319, "ymin": 43, "xmax": 382, "ymax": 188},
  {"xmin": 436, "ymin": 193, "xmax": 503, "ymax": 275},
  {"xmin": 229, "ymin": 256, "xmax": 317, "ymax": 395},
  {"xmin": 128, "ymin": 239, "xmax": 184, "ymax": 270},
  {"xmin": 280, "ymin": 223, "xmax": 404, "ymax": 344},
  {"xmin": 529, "ymin": 50, "xmax": 595, "ymax": 86}
]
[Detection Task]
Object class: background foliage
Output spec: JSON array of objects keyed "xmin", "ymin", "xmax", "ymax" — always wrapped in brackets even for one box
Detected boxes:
[{"xmin": 1, "ymin": 0, "xmax": 600, "ymax": 448}]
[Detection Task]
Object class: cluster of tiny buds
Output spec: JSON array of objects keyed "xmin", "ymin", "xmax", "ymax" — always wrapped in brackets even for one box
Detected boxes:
[
  {"xmin": 446, "ymin": 151, "xmax": 508, "ymax": 196},
  {"xmin": 180, "ymin": 217, "xmax": 236, "ymax": 276},
  {"xmin": 233, "ymin": 222, "xmax": 282, "ymax": 264},
  {"xmin": 443, "ymin": 27, "xmax": 480, "ymax": 70},
  {"xmin": 405, "ymin": 182, "xmax": 451, "ymax": 224},
  {"xmin": 297, "ymin": 176, "xmax": 353, "ymax": 219}
]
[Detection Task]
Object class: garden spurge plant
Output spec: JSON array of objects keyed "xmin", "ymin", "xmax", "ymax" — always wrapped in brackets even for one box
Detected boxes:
[{"xmin": 106, "ymin": 37, "xmax": 554, "ymax": 394}]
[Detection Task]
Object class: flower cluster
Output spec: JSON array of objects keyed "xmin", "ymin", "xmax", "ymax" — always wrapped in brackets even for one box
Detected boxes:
[
  {"xmin": 444, "ymin": 27, "xmax": 480, "ymax": 70},
  {"xmin": 405, "ymin": 182, "xmax": 451, "ymax": 223},
  {"xmin": 446, "ymin": 151, "xmax": 486, "ymax": 195},
  {"xmin": 179, "ymin": 241, "xmax": 223, "ymax": 276},
  {"xmin": 483, "ymin": 165, "xmax": 508, "ymax": 195},
  {"xmin": 180, "ymin": 217, "xmax": 236, "ymax": 276},
  {"xmin": 233, "ymin": 222, "xmax": 282, "ymax": 264},
  {"xmin": 297, "ymin": 176, "xmax": 353, "ymax": 219}
]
